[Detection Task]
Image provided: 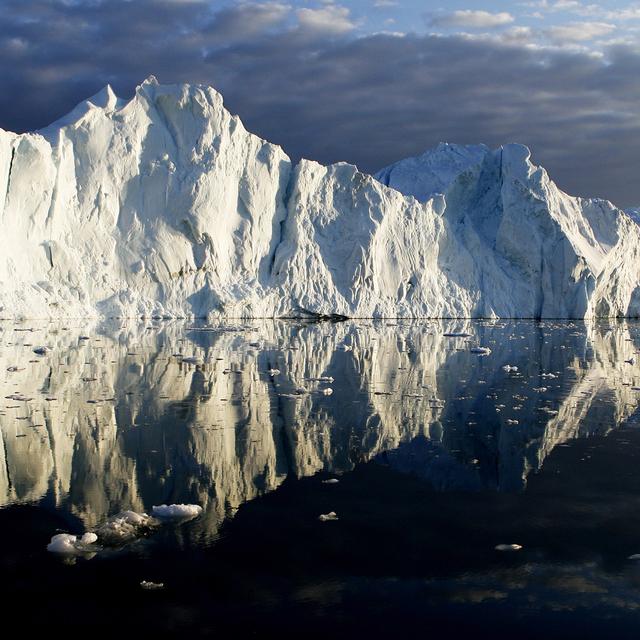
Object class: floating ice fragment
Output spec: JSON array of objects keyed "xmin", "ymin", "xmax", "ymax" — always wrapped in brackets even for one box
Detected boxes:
[
  {"xmin": 502, "ymin": 365, "xmax": 518, "ymax": 373},
  {"xmin": 152, "ymin": 504, "xmax": 203, "ymax": 520},
  {"xmin": 96, "ymin": 510, "xmax": 156, "ymax": 544},
  {"xmin": 47, "ymin": 532, "xmax": 98, "ymax": 555},
  {"xmin": 318, "ymin": 512, "xmax": 339, "ymax": 521},
  {"xmin": 322, "ymin": 479, "xmax": 340, "ymax": 484},
  {"xmin": 336, "ymin": 345, "xmax": 352, "ymax": 351},
  {"xmin": 268, "ymin": 368, "xmax": 281, "ymax": 376},
  {"xmin": 470, "ymin": 347, "xmax": 492, "ymax": 355},
  {"xmin": 140, "ymin": 581, "xmax": 165, "ymax": 590},
  {"xmin": 320, "ymin": 388, "xmax": 333, "ymax": 395},
  {"xmin": 47, "ymin": 534, "xmax": 80, "ymax": 554},
  {"xmin": 495, "ymin": 543, "xmax": 522, "ymax": 551},
  {"xmin": 506, "ymin": 419, "xmax": 519, "ymax": 425},
  {"xmin": 628, "ymin": 554, "xmax": 640, "ymax": 560}
]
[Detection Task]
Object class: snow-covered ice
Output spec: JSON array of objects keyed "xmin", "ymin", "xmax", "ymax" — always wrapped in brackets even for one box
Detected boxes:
[{"xmin": 2, "ymin": 78, "xmax": 640, "ymax": 320}]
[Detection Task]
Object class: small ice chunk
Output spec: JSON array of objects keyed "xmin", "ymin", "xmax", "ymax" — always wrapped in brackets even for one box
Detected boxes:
[
  {"xmin": 495, "ymin": 543, "xmax": 522, "ymax": 551},
  {"xmin": 268, "ymin": 368, "xmax": 280, "ymax": 376},
  {"xmin": 81, "ymin": 532, "xmax": 98, "ymax": 545},
  {"xmin": 628, "ymin": 554, "xmax": 640, "ymax": 560},
  {"xmin": 502, "ymin": 365, "xmax": 518, "ymax": 373},
  {"xmin": 152, "ymin": 504, "xmax": 203, "ymax": 520},
  {"xmin": 47, "ymin": 532, "xmax": 98, "ymax": 554},
  {"xmin": 336, "ymin": 344, "xmax": 352, "ymax": 351},
  {"xmin": 47, "ymin": 533, "xmax": 80, "ymax": 554},
  {"xmin": 322, "ymin": 479, "xmax": 340, "ymax": 484},
  {"xmin": 318, "ymin": 511, "xmax": 339, "ymax": 521},
  {"xmin": 140, "ymin": 580, "xmax": 165, "ymax": 590},
  {"xmin": 306, "ymin": 376, "xmax": 335, "ymax": 383},
  {"xmin": 320, "ymin": 388, "xmax": 333, "ymax": 395},
  {"xmin": 96, "ymin": 510, "xmax": 156, "ymax": 544},
  {"xmin": 470, "ymin": 347, "xmax": 491, "ymax": 355},
  {"xmin": 506, "ymin": 419, "xmax": 519, "ymax": 425}
]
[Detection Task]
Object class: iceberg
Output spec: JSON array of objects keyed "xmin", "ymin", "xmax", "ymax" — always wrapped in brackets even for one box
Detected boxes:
[{"xmin": 1, "ymin": 77, "xmax": 639, "ymax": 320}]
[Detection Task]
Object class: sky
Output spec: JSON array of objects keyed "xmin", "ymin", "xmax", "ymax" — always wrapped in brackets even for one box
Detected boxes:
[{"xmin": 0, "ymin": 1, "xmax": 639, "ymax": 206}]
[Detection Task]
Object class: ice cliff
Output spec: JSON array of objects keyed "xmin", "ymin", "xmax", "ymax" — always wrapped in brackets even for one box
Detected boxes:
[{"xmin": 1, "ymin": 76, "xmax": 639, "ymax": 319}]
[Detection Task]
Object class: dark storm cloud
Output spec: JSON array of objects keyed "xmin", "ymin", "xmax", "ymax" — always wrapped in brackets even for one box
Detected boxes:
[{"xmin": 0, "ymin": 1, "xmax": 639, "ymax": 206}]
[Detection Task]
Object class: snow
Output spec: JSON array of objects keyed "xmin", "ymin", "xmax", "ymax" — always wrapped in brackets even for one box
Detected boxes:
[{"xmin": 1, "ymin": 77, "xmax": 640, "ymax": 320}]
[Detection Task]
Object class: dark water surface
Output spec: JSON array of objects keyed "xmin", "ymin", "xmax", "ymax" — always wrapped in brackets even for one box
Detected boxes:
[{"xmin": 2, "ymin": 319, "xmax": 640, "ymax": 637}]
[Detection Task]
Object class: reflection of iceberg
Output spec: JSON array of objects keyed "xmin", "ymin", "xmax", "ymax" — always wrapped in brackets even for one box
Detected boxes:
[{"xmin": 1, "ymin": 319, "xmax": 639, "ymax": 537}]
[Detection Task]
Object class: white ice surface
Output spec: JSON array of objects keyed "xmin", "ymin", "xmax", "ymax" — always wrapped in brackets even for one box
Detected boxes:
[
  {"xmin": 47, "ymin": 532, "xmax": 98, "ymax": 554},
  {"xmin": 152, "ymin": 504, "xmax": 203, "ymax": 520},
  {"xmin": 2, "ymin": 77, "xmax": 640, "ymax": 319}
]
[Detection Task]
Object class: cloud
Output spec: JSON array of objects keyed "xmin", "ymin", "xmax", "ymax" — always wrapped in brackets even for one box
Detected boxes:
[
  {"xmin": 296, "ymin": 5, "xmax": 356, "ymax": 34},
  {"xmin": 429, "ymin": 10, "xmax": 515, "ymax": 29},
  {"xmin": 0, "ymin": 0, "xmax": 639, "ymax": 207},
  {"xmin": 523, "ymin": 0, "xmax": 583, "ymax": 12},
  {"xmin": 205, "ymin": 2, "xmax": 291, "ymax": 44},
  {"xmin": 545, "ymin": 21, "xmax": 616, "ymax": 42}
]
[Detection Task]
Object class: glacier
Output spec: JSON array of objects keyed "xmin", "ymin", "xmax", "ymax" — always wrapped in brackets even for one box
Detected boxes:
[{"xmin": 0, "ymin": 76, "xmax": 639, "ymax": 320}]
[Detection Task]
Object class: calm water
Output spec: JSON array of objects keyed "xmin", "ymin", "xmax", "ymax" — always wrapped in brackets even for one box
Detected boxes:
[{"xmin": 3, "ymin": 319, "xmax": 640, "ymax": 637}]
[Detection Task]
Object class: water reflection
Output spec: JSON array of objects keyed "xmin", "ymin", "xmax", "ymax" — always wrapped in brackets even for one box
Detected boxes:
[{"xmin": 1, "ymin": 319, "xmax": 639, "ymax": 539}]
